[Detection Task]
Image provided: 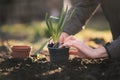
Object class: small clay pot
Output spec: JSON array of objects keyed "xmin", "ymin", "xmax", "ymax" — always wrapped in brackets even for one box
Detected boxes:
[
  {"xmin": 48, "ymin": 44, "xmax": 69, "ymax": 64},
  {"xmin": 11, "ymin": 46, "xmax": 31, "ymax": 59}
]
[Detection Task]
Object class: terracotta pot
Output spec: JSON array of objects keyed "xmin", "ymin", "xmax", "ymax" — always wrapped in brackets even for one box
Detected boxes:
[
  {"xmin": 11, "ymin": 46, "xmax": 31, "ymax": 59},
  {"xmin": 48, "ymin": 44, "xmax": 69, "ymax": 64}
]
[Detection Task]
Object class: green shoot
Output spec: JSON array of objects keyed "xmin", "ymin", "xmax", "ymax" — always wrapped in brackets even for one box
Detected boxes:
[
  {"xmin": 34, "ymin": 38, "xmax": 51, "ymax": 55},
  {"xmin": 45, "ymin": 6, "xmax": 75, "ymax": 45}
]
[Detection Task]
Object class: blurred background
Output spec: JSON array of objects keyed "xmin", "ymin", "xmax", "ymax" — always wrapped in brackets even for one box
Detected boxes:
[{"xmin": 0, "ymin": 0, "xmax": 112, "ymax": 54}]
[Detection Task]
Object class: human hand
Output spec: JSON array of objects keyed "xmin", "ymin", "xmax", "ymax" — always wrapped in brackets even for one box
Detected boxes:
[
  {"xmin": 59, "ymin": 32, "xmax": 69, "ymax": 44},
  {"xmin": 59, "ymin": 36, "xmax": 108, "ymax": 59}
]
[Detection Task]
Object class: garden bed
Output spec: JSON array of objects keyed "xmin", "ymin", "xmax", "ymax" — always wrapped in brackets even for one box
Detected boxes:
[
  {"xmin": 0, "ymin": 55, "xmax": 120, "ymax": 80},
  {"xmin": 0, "ymin": 37, "xmax": 119, "ymax": 80}
]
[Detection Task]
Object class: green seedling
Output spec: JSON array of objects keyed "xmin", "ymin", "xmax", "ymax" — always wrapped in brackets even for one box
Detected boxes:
[{"xmin": 45, "ymin": 6, "xmax": 75, "ymax": 47}]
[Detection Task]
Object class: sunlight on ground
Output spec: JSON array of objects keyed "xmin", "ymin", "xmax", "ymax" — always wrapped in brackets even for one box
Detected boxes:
[
  {"xmin": 75, "ymin": 28, "xmax": 112, "ymax": 48},
  {"xmin": 75, "ymin": 28, "xmax": 112, "ymax": 42}
]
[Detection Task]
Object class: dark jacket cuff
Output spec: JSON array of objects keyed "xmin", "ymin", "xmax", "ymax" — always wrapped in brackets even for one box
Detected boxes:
[{"xmin": 104, "ymin": 42, "xmax": 111, "ymax": 59}]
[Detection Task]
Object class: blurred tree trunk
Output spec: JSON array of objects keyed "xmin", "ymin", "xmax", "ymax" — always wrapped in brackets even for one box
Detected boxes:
[{"xmin": 0, "ymin": 0, "xmax": 14, "ymax": 25}]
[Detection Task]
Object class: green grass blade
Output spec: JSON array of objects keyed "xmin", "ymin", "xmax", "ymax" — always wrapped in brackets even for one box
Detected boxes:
[
  {"xmin": 61, "ymin": 8, "xmax": 75, "ymax": 30},
  {"xmin": 34, "ymin": 39, "xmax": 50, "ymax": 55},
  {"xmin": 45, "ymin": 13, "xmax": 52, "ymax": 35},
  {"xmin": 45, "ymin": 13, "xmax": 55, "ymax": 38},
  {"xmin": 57, "ymin": 6, "xmax": 68, "ymax": 31}
]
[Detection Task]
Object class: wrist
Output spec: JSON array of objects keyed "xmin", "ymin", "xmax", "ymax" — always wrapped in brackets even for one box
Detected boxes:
[{"xmin": 95, "ymin": 46, "xmax": 108, "ymax": 58}]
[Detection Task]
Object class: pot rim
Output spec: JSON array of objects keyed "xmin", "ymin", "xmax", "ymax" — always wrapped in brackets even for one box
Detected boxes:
[
  {"xmin": 48, "ymin": 46, "xmax": 69, "ymax": 50},
  {"xmin": 48, "ymin": 43, "xmax": 69, "ymax": 50},
  {"xmin": 11, "ymin": 45, "xmax": 32, "ymax": 50}
]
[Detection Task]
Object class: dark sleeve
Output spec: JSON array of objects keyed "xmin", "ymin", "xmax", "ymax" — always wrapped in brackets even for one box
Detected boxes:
[
  {"xmin": 104, "ymin": 36, "xmax": 120, "ymax": 59},
  {"xmin": 63, "ymin": 0, "xmax": 100, "ymax": 35}
]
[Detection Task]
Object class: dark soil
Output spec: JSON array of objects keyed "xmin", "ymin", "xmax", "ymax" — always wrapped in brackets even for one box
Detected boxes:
[
  {"xmin": 0, "ymin": 56, "xmax": 120, "ymax": 80},
  {"xmin": 0, "ymin": 42, "xmax": 120, "ymax": 80}
]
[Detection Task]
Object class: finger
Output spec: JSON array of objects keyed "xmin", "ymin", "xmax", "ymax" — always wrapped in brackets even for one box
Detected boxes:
[
  {"xmin": 69, "ymin": 50, "xmax": 78, "ymax": 55},
  {"xmin": 69, "ymin": 50, "xmax": 87, "ymax": 58},
  {"xmin": 59, "ymin": 36, "xmax": 64, "ymax": 44},
  {"xmin": 59, "ymin": 43, "xmax": 69, "ymax": 48},
  {"xmin": 64, "ymin": 35, "xmax": 76, "ymax": 42},
  {"xmin": 49, "ymin": 39, "xmax": 54, "ymax": 44},
  {"xmin": 59, "ymin": 45, "xmax": 64, "ymax": 48}
]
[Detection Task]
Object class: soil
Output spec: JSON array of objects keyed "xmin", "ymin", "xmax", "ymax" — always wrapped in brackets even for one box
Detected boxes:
[
  {"xmin": 0, "ymin": 55, "xmax": 120, "ymax": 80},
  {"xmin": 0, "ymin": 40, "xmax": 120, "ymax": 80}
]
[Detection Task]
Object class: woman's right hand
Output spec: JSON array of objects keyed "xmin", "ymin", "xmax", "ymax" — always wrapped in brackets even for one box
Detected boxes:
[{"xmin": 59, "ymin": 32, "xmax": 69, "ymax": 44}]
